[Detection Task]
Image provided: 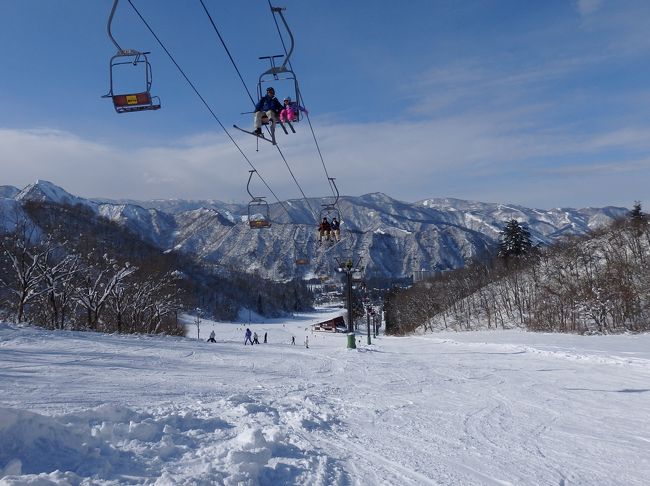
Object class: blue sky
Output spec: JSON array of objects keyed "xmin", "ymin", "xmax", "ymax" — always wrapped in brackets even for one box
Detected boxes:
[{"xmin": 1, "ymin": 0, "xmax": 649, "ymax": 210}]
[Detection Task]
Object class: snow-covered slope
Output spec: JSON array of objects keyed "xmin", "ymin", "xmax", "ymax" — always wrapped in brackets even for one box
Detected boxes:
[
  {"xmin": 0, "ymin": 198, "xmax": 27, "ymax": 233},
  {"xmin": 0, "ymin": 185, "xmax": 20, "ymax": 199},
  {"xmin": 97, "ymin": 203, "xmax": 177, "ymax": 248},
  {"xmin": 416, "ymin": 197, "xmax": 625, "ymax": 242},
  {"xmin": 1, "ymin": 315, "xmax": 649, "ymax": 484},
  {"xmin": 104, "ymin": 191, "xmax": 628, "ymax": 279},
  {"xmin": 16, "ymin": 180, "xmax": 96, "ymax": 211},
  {"xmin": 5, "ymin": 181, "xmax": 628, "ymax": 280}
]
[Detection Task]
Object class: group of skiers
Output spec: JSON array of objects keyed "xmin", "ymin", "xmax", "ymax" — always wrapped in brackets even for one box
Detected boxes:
[
  {"xmin": 207, "ymin": 328, "xmax": 308, "ymax": 347},
  {"xmin": 241, "ymin": 328, "xmax": 308, "ymax": 347},
  {"xmin": 244, "ymin": 328, "xmax": 267, "ymax": 345},
  {"xmin": 253, "ymin": 86, "xmax": 308, "ymax": 136},
  {"xmin": 318, "ymin": 216, "xmax": 340, "ymax": 244}
]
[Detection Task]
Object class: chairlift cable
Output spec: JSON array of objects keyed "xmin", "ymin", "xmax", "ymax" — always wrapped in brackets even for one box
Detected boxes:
[
  {"xmin": 198, "ymin": 0, "xmax": 256, "ymax": 106},
  {"xmin": 268, "ymin": 2, "xmax": 341, "ymax": 202},
  {"xmin": 273, "ymin": 143, "xmax": 318, "ymax": 221},
  {"xmin": 198, "ymin": 0, "xmax": 317, "ymax": 221},
  {"xmin": 304, "ymin": 112, "xmax": 338, "ymax": 198},
  {"xmin": 125, "ymin": 0, "xmax": 291, "ymax": 218}
]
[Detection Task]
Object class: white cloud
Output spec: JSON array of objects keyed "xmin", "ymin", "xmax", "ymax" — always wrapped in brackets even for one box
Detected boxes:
[
  {"xmin": 576, "ymin": 0, "xmax": 604, "ymax": 17},
  {"xmin": 1, "ymin": 111, "xmax": 649, "ymax": 211}
]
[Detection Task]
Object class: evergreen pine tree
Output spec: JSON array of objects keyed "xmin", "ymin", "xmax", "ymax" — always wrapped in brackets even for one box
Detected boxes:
[
  {"xmin": 629, "ymin": 201, "xmax": 646, "ymax": 224},
  {"xmin": 498, "ymin": 219, "xmax": 533, "ymax": 259},
  {"xmin": 628, "ymin": 201, "xmax": 647, "ymax": 236}
]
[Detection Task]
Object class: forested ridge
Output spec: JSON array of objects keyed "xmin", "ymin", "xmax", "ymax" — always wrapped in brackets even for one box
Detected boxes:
[
  {"xmin": 384, "ymin": 204, "xmax": 650, "ymax": 335},
  {"xmin": 0, "ymin": 200, "xmax": 313, "ymax": 333}
]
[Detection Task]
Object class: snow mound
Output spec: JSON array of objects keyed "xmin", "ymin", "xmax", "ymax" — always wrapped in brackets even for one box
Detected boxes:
[
  {"xmin": 0, "ymin": 397, "xmax": 341, "ymax": 484},
  {"xmin": 0, "ymin": 406, "xmax": 130, "ymax": 480}
]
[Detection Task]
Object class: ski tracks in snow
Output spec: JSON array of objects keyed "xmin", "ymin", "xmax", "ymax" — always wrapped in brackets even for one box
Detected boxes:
[{"xmin": 3, "ymin": 322, "xmax": 650, "ymax": 484}]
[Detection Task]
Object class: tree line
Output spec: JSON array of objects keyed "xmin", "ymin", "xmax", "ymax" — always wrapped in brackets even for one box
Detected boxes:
[
  {"xmin": 384, "ymin": 203, "xmax": 650, "ymax": 335},
  {"xmin": 0, "ymin": 218, "xmax": 184, "ymax": 334},
  {"xmin": 0, "ymin": 200, "xmax": 314, "ymax": 333}
]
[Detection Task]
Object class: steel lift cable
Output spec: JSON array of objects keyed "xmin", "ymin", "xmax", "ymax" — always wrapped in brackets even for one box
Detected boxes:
[
  {"xmin": 197, "ymin": 0, "xmax": 256, "ymax": 106},
  {"xmin": 125, "ymin": 0, "xmax": 291, "ymax": 218},
  {"xmin": 198, "ymin": 0, "xmax": 318, "ymax": 222},
  {"xmin": 267, "ymin": 1, "xmax": 341, "ymax": 203}
]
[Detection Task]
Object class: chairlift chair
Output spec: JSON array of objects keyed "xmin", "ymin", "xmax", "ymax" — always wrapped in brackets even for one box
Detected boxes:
[
  {"xmin": 257, "ymin": 6, "xmax": 305, "ymax": 125},
  {"xmin": 320, "ymin": 203, "xmax": 341, "ymax": 223},
  {"xmin": 257, "ymin": 56, "xmax": 304, "ymax": 124},
  {"xmin": 104, "ymin": 51, "xmax": 161, "ymax": 113},
  {"xmin": 102, "ymin": 0, "xmax": 160, "ymax": 114},
  {"xmin": 246, "ymin": 170, "xmax": 272, "ymax": 229}
]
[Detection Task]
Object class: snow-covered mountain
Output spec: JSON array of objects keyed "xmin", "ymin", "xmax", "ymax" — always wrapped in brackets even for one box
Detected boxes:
[
  {"xmin": 16, "ymin": 180, "xmax": 94, "ymax": 209},
  {"xmin": 0, "ymin": 185, "xmax": 20, "ymax": 199},
  {"xmin": 3, "ymin": 181, "xmax": 628, "ymax": 280}
]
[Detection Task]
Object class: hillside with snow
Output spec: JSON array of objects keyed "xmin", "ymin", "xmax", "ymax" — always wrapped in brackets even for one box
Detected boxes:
[
  {"xmin": 2, "ymin": 181, "xmax": 628, "ymax": 281},
  {"xmin": 1, "ymin": 309, "xmax": 649, "ymax": 484}
]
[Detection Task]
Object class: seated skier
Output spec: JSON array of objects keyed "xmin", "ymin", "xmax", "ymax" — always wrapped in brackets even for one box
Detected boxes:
[
  {"xmin": 318, "ymin": 217, "xmax": 331, "ymax": 245},
  {"xmin": 253, "ymin": 87, "xmax": 283, "ymax": 136},
  {"xmin": 279, "ymin": 96, "xmax": 308, "ymax": 123},
  {"xmin": 330, "ymin": 217, "xmax": 341, "ymax": 242}
]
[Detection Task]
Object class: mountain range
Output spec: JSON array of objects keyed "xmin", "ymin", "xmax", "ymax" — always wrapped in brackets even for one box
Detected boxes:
[{"xmin": 0, "ymin": 180, "xmax": 627, "ymax": 281}]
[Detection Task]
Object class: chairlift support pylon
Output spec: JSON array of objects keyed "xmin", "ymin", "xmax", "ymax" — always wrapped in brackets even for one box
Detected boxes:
[
  {"xmin": 102, "ymin": 0, "xmax": 161, "ymax": 113},
  {"xmin": 246, "ymin": 170, "xmax": 272, "ymax": 229}
]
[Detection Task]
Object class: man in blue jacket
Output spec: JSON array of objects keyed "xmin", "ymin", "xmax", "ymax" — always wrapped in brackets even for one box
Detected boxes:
[
  {"xmin": 253, "ymin": 87, "xmax": 283, "ymax": 136},
  {"xmin": 244, "ymin": 328, "xmax": 253, "ymax": 345}
]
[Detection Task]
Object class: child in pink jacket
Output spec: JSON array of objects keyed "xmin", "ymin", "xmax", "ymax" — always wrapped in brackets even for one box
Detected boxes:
[{"xmin": 279, "ymin": 97, "xmax": 308, "ymax": 123}]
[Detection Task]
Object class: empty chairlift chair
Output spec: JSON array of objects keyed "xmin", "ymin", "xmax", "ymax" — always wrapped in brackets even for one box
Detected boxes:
[
  {"xmin": 247, "ymin": 170, "xmax": 272, "ymax": 229},
  {"xmin": 102, "ymin": 0, "xmax": 161, "ymax": 114},
  {"xmin": 105, "ymin": 51, "xmax": 161, "ymax": 113}
]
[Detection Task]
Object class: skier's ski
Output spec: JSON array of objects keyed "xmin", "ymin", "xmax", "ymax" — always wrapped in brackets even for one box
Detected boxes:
[
  {"xmin": 233, "ymin": 125, "xmax": 276, "ymax": 145},
  {"xmin": 318, "ymin": 238, "xmax": 344, "ymax": 251},
  {"xmin": 285, "ymin": 121, "xmax": 296, "ymax": 133},
  {"xmin": 278, "ymin": 122, "xmax": 289, "ymax": 135}
]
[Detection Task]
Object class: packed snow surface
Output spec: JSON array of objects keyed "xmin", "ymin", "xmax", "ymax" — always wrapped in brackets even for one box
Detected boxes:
[{"xmin": 2, "ymin": 309, "xmax": 650, "ymax": 485}]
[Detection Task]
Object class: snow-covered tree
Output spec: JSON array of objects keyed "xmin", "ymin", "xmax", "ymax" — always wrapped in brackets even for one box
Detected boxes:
[
  {"xmin": 37, "ymin": 249, "xmax": 81, "ymax": 329},
  {"xmin": 116, "ymin": 272, "xmax": 182, "ymax": 334},
  {"xmin": 0, "ymin": 223, "xmax": 52, "ymax": 323},
  {"xmin": 74, "ymin": 255, "xmax": 136, "ymax": 330}
]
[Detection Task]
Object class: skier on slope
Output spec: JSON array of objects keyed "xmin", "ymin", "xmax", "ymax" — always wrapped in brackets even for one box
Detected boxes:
[
  {"xmin": 244, "ymin": 328, "xmax": 253, "ymax": 345},
  {"xmin": 207, "ymin": 330, "xmax": 216, "ymax": 343}
]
